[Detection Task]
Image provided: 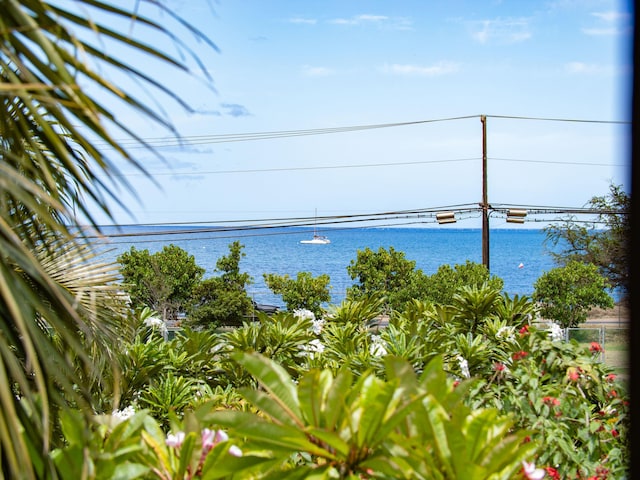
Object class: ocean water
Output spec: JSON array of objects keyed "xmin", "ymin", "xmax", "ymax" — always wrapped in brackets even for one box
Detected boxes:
[{"xmin": 99, "ymin": 226, "xmax": 557, "ymax": 307}]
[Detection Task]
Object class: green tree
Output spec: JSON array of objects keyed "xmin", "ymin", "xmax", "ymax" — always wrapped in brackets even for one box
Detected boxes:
[
  {"xmin": 118, "ymin": 244, "xmax": 205, "ymax": 322},
  {"xmin": 534, "ymin": 260, "xmax": 614, "ymax": 327},
  {"xmin": 423, "ymin": 260, "xmax": 504, "ymax": 305},
  {"xmin": 545, "ymin": 183, "xmax": 629, "ymax": 292},
  {"xmin": 0, "ymin": 2, "xmax": 215, "ymax": 477},
  {"xmin": 264, "ymin": 271, "xmax": 331, "ymax": 316},
  {"xmin": 188, "ymin": 242, "xmax": 253, "ymax": 327},
  {"xmin": 346, "ymin": 246, "xmax": 426, "ymax": 311}
]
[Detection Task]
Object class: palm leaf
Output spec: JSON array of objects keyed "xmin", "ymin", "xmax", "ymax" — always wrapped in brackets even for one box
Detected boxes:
[{"xmin": 0, "ymin": 1, "xmax": 217, "ymax": 477}]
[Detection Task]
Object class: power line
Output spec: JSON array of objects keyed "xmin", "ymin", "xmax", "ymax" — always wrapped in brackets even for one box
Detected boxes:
[
  {"xmin": 102, "ymin": 115, "xmax": 480, "ymax": 149},
  {"xmin": 97, "ymin": 113, "xmax": 628, "ymax": 149},
  {"xmin": 486, "ymin": 114, "xmax": 629, "ymax": 125},
  {"xmin": 109, "ymin": 157, "xmax": 480, "ymax": 178},
  {"xmin": 85, "ymin": 202, "xmax": 626, "ymax": 244},
  {"xmin": 105, "ymin": 155, "xmax": 622, "ymax": 179},
  {"xmin": 490, "ymin": 157, "xmax": 625, "ymax": 168}
]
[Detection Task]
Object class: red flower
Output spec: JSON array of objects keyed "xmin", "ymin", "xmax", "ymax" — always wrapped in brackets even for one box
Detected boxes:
[
  {"xmin": 589, "ymin": 342, "xmax": 603, "ymax": 353},
  {"xmin": 493, "ymin": 362, "xmax": 505, "ymax": 372},
  {"xmin": 542, "ymin": 396, "xmax": 560, "ymax": 406},
  {"xmin": 606, "ymin": 373, "xmax": 616, "ymax": 382},
  {"xmin": 519, "ymin": 325, "xmax": 530, "ymax": 335},
  {"xmin": 612, "ymin": 429, "xmax": 619, "ymax": 438},
  {"xmin": 512, "ymin": 350, "xmax": 528, "ymax": 361},
  {"xmin": 567, "ymin": 367, "xmax": 580, "ymax": 382},
  {"xmin": 608, "ymin": 389, "xmax": 618, "ymax": 398},
  {"xmin": 545, "ymin": 466, "xmax": 560, "ymax": 480},
  {"xmin": 453, "ymin": 380, "xmax": 460, "ymax": 388}
]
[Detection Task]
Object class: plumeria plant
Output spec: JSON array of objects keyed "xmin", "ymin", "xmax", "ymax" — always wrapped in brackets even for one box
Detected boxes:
[{"xmin": 203, "ymin": 352, "xmax": 540, "ymax": 479}]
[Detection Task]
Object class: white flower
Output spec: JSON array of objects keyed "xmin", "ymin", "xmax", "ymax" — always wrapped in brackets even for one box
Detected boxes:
[
  {"xmin": 522, "ymin": 461, "xmax": 545, "ymax": 480},
  {"xmin": 293, "ymin": 309, "xmax": 315, "ymax": 321},
  {"xmin": 496, "ymin": 326, "xmax": 515, "ymax": 340},
  {"xmin": 301, "ymin": 339, "xmax": 325, "ymax": 359},
  {"xmin": 166, "ymin": 431, "xmax": 185, "ymax": 448},
  {"xmin": 311, "ymin": 318, "xmax": 325, "ymax": 335},
  {"xmin": 308, "ymin": 339, "xmax": 325, "ymax": 353},
  {"xmin": 547, "ymin": 322, "xmax": 564, "ymax": 342},
  {"xmin": 457, "ymin": 355, "xmax": 470, "ymax": 378},
  {"xmin": 112, "ymin": 405, "xmax": 135, "ymax": 423},
  {"xmin": 228, "ymin": 445, "xmax": 243, "ymax": 457},
  {"xmin": 144, "ymin": 316, "xmax": 167, "ymax": 333},
  {"xmin": 369, "ymin": 335, "xmax": 387, "ymax": 356}
]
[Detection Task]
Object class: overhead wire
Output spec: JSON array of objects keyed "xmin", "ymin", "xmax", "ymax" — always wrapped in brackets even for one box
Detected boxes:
[
  {"xmin": 99, "ymin": 113, "xmax": 628, "ymax": 149},
  {"xmin": 87, "ymin": 201, "xmax": 626, "ymax": 245}
]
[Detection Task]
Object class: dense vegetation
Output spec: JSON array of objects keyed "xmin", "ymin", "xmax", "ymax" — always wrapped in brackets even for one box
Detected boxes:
[{"xmin": 0, "ymin": 2, "xmax": 627, "ymax": 479}]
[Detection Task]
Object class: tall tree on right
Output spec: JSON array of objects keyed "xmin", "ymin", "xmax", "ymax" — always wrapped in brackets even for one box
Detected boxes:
[{"xmin": 544, "ymin": 183, "xmax": 630, "ymax": 293}]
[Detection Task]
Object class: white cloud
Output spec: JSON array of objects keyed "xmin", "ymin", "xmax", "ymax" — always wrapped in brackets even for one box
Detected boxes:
[
  {"xmin": 328, "ymin": 14, "xmax": 411, "ymax": 30},
  {"xmin": 330, "ymin": 14, "xmax": 388, "ymax": 25},
  {"xmin": 289, "ymin": 17, "xmax": 317, "ymax": 25},
  {"xmin": 382, "ymin": 61, "xmax": 460, "ymax": 77},
  {"xmin": 564, "ymin": 61, "xmax": 608, "ymax": 75},
  {"xmin": 356, "ymin": 14, "xmax": 388, "ymax": 22},
  {"xmin": 582, "ymin": 11, "xmax": 631, "ymax": 36},
  {"xmin": 302, "ymin": 65, "xmax": 335, "ymax": 77},
  {"xmin": 591, "ymin": 11, "xmax": 628, "ymax": 23},
  {"xmin": 471, "ymin": 18, "xmax": 532, "ymax": 44}
]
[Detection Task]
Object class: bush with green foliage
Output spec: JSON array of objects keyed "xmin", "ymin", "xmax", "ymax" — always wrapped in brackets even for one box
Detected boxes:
[
  {"xmin": 263, "ymin": 271, "xmax": 331, "ymax": 316},
  {"xmin": 118, "ymin": 245, "xmax": 205, "ymax": 321},
  {"xmin": 534, "ymin": 260, "xmax": 614, "ymax": 327},
  {"xmin": 346, "ymin": 246, "xmax": 428, "ymax": 311},
  {"xmin": 57, "ymin": 285, "xmax": 627, "ymax": 479},
  {"xmin": 423, "ymin": 260, "xmax": 504, "ymax": 305},
  {"xmin": 545, "ymin": 183, "xmax": 629, "ymax": 292}
]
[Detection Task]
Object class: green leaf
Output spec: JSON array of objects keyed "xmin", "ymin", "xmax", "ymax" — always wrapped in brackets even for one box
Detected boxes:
[
  {"xmin": 111, "ymin": 462, "xmax": 150, "ymax": 480},
  {"xmin": 207, "ymin": 411, "xmax": 333, "ymax": 458},
  {"xmin": 176, "ymin": 432, "xmax": 197, "ymax": 479},
  {"xmin": 323, "ymin": 367, "xmax": 353, "ymax": 430},
  {"xmin": 298, "ymin": 369, "xmax": 333, "ymax": 428},
  {"xmin": 232, "ymin": 352, "xmax": 303, "ymax": 427}
]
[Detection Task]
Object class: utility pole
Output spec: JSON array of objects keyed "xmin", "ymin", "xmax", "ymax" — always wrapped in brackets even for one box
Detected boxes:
[{"xmin": 481, "ymin": 115, "xmax": 490, "ymax": 271}]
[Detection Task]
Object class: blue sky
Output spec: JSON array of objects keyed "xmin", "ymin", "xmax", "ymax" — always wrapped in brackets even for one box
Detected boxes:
[{"xmin": 93, "ymin": 0, "xmax": 632, "ymax": 228}]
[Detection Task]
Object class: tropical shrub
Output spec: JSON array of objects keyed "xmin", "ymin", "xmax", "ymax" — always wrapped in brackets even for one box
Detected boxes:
[
  {"xmin": 423, "ymin": 261, "xmax": 504, "ymax": 305},
  {"xmin": 187, "ymin": 242, "xmax": 254, "ymax": 328},
  {"xmin": 534, "ymin": 260, "xmax": 614, "ymax": 327},
  {"xmin": 346, "ymin": 246, "xmax": 428, "ymax": 311},
  {"xmin": 51, "ymin": 407, "xmax": 249, "ymax": 480},
  {"xmin": 471, "ymin": 324, "xmax": 628, "ymax": 479},
  {"xmin": 119, "ymin": 245, "xmax": 205, "ymax": 322},
  {"xmin": 206, "ymin": 352, "xmax": 539, "ymax": 479},
  {"xmin": 264, "ymin": 271, "xmax": 331, "ymax": 316}
]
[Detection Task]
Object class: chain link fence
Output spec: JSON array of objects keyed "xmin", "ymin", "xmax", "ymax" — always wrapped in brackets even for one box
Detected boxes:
[{"xmin": 565, "ymin": 327, "xmax": 629, "ymax": 373}]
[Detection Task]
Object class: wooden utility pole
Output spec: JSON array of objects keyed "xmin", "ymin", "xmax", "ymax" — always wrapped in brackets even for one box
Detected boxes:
[{"xmin": 481, "ymin": 115, "xmax": 490, "ymax": 271}]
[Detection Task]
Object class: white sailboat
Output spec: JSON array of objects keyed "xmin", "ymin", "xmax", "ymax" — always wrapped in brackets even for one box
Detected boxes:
[{"xmin": 300, "ymin": 210, "xmax": 330, "ymax": 244}]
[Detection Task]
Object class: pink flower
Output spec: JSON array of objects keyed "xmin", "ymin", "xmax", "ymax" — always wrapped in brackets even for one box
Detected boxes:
[
  {"xmin": 166, "ymin": 431, "xmax": 185, "ymax": 448},
  {"xmin": 522, "ymin": 461, "xmax": 545, "ymax": 480},
  {"xmin": 589, "ymin": 342, "xmax": 603, "ymax": 353},
  {"xmin": 202, "ymin": 428, "xmax": 216, "ymax": 452},
  {"xmin": 606, "ymin": 373, "xmax": 617, "ymax": 382},
  {"xmin": 201, "ymin": 428, "xmax": 231, "ymax": 453}
]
